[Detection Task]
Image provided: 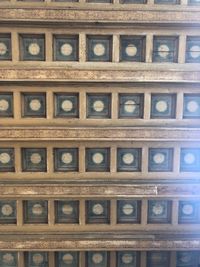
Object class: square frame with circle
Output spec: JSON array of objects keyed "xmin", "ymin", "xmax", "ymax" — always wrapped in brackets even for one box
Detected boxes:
[
  {"xmin": 87, "ymin": 94, "xmax": 111, "ymax": 119},
  {"xmin": 0, "ymin": 148, "xmax": 15, "ymax": 172},
  {"xmin": 118, "ymin": 94, "xmax": 144, "ymax": 118},
  {"xmin": 24, "ymin": 251, "xmax": 48, "ymax": 267},
  {"xmin": 0, "ymin": 93, "xmax": 13, "ymax": 117},
  {"xmin": 53, "ymin": 35, "xmax": 79, "ymax": 61},
  {"xmin": 55, "ymin": 252, "xmax": 79, "ymax": 267},
  {"xmin": 87, "ymin": 35, "xmax": 112, "ymax": 62},
  {"xmin": 54, "ymin": 148, "xmax": 79, "ymax": 172},
  {"xmin": 151, "ymin": 93, "xmax": 176, "ymax": 118},
  {"xmin": 120, "ymin": 36, "xmax": 146, "ymax": 62},
  {"xmin": 19, "ymin": 34, "xmax": 45, "ymax": 61},
  {"xmin": 55, "ymin": 200, "xmax": 79, "ymax": 224},
  {"xmin": 153, "ymin": 36, "xmax": 179, "ymax": 63},
  {"xmin": 148, "ymin": 200, "xmax": 172, "ymax": 224},
  {"xmin": 183, "ymin": 94, "xmax": 200, "ymax": 119},
  {"xmin": 23, "ymin": 200, "xmax": 48, "ymax": 224},
  {"xmin": 147, "ymin": 251, "xmax": 170, "ymax": 267},
  {"xmin": 117, "ymin": 148, "xmax": 142, "ymax": 172},
  {"xmin": 54, "ymin": 93, "xmax": 79, "ymax": 118},
  {"xmin": 86, "ymin": 251, "xmax": 109, "ymax": 267},
  {"xmin": 22, "ymin": 93, "xmax": 46, "ymax": 118},
  {"xmin": 86, "ymin": 200, "xmax": 110, "ymax": 224},
  {"xmin": 185, "ymin": 36, "xmax": 200, "ymax": 63},
  {"xmin": 178, "ymin": 201, "xmax": 200, "ymax": 224},
  {"xmin": 0, "ymin": 252, "xmax": 18, "ymax": 267},
  {"xmin": 22, "ymin": 148, "xmax": 47, "ymax": 172},
  {"xmin": 176, "ymin": 251, "xmax": 199, "ymax": 267},
  {"xmin": 117, "ymin": 200, "xmax": 141, "ymax": 224},
  {"xmin": 85, "ymin": 148, "xmax": 110, "ymax": 172},
  {"xmin": 117, "ymin": 251, "xmax": 140, "ymax": 267},
  {"xmin": 180, "ymin": 148, "xmax": 200, "ymax": 172},
  {"xmin": 0, "ymin": 34, "xmax": 12, "ymax": 61},
  {"xmin": 148, "ymin": 148, "xmax": 173, "ymax": 172},
  {"xmin": 0, "ymin": 200, "xmax": 16, "ymax": 224}
]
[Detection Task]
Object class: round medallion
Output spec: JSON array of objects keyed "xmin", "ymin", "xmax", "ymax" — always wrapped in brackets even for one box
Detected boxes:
[
  {"xmin": 2, "ymin": 253, "xmax": 14, "ymax": 264},
  {"xmin": 61, "ymin": 99, "xmax": 73, "ymax": 112},
  {"xmin": 32, "ymin": 253, "xmax": 44, "ymax": 265},
  {"xmin": 28, "ymin": 43, "xmax": 40, "ymax": 56},
  {"xmin": 92, "ymin": 100, "xmax": 105, "ymax": 112},
  {"xmin": 122, "ymin": 203, "xmax": 134, "ymax": 215},
  {"xmin": 62, "ymin": 204, "xmax": 74, "ymax": 215},
  {"xmin": 61, "ymin": 152, "xmax": 73, "ymax": 165},
  {"xmin": 32, "ymin": 203, "xmax": 43, "ymax": 215},
  {"xmin": 92, "ymin": 253, "xmax": 103, "ymax": 264},
  {"xmin": 92, "ymin": 152, "xmax": 104, "ymax": 165},
  {"xmin": 179, "ymin": 253, "xmax": 191, "ymax": 263},
  {"xmin": 125, "ymin": 44, "xmax": 137, "ymax": 57},
  {"xmin": 30, "ymin": 153, "xmax": 42, "ymax": 164},
  {"xmin": 155, "ymin": 100, "xmax": 168, "ymax": 113},
  {"xmin": 29, "ymin": 99, "xmax": 41, "ymax": 111},
  {"xmin": 92, "ymin": 203, "xmax": 104, "ymax": 215},
  {"xmin": 60, "ymin": 43, "xmax": 73, "ymax": 56},
  {"xmin": 158, "ymin": 44, "xmax": 170, "ymax": 58},
  {"xmin": 0, "ymin": 153, "xmax": 11, "ymax": 164},
  {"xmin": 93, "ymin": 43, "xmax": 105, "ymax": 57},
  {"xmin": 152, "ymin": 203, "xmax": 164, "ymax": 215},
  {"xmin": 124, "ymin": 100, "xmax": 136, "ymax": 113},
  {"xmin": 186, "ymin": 100, "xmax": 199, "ymax": 113},
  {"xmin": 182, "ymin": 204, "xmax": 194, "ymax": 215},
  {"xmin": 184, "ymin": 153, "xmax": 195, "ymax": 165},
  {"xmin": 189, "ymin": 45, "xmax": 200, "ymax": 59},
  {"xmin": 1, "ymin": 204, "xmax": 13, "ymax": 216},
  {"xmin": 121, "ymin": 253, "xmax": 134, "ymax": 264},
  {"xmin": 122, "ymin": 153, "xmax": 134, "ymax": 165},
  {"xmin": 62, "ymin": 253, "xmax": 74, "ymax": 264},
  {"xmin": 0, "ymin": 42, "xmax": 7, "ymax": 56},
  {"xmin": 0, "ymin": 99, "xmax": 9, "ymax": 111},
  {"xmin": 153, "ymin": 153, "xmax": 165, "ymax": 164}
]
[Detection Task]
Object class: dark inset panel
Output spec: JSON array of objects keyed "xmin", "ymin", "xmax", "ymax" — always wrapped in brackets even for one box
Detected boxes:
[
  {"xmin": 55, "ymin": 200, "xmax": 79, "ymax": 224},
  {"xmin": 54, "ymin": 35, "xmax": 79, "ymax": 61},
  {"xmin": 176, "ymin": 251, "xmax": 200, "ymax": 267},
  {"xmin": 120, "ymin": 0, "xmax": 146, "ymax": 4},
  {"xmin": 55, "ymin": 252, "xmax": 79, "ymax": 267},
  {"xmin": 0, "ymin": 93, "xmax": 13, "ymax": 118},
  {"xmin": 117, "ymin": 251, "xmax": 140, "ymax": 267},
  {"xmin": 148, "ymin": 148, "xmax": 173, "ymax": 172},
  {"xmin": 22, "ymin": 93, "xmax": 46, "ymax": 118},
  {"xmin": 120, "ymin": 36, "xmax": 145, "ymax": 62},
  {"xmin": 87, "ymin": 94, "xmax": 111, "ymax": 119},
  {"xmin": 23, "ymin": 200, "xmax": 48, "ymax": 224},
  {"xmin": 179, "ymin": 201, "xmax": 200, "ymax": 224},
  {"xmin": 0, "ymin": 148, "xmax": 15, "ymax": 172},
  {"xmin": 153, "ymin": 36, "xmax": 178, "ymax": 63},
  {"xmin": 147, "ymin": 251, "xmax": 170, "ymax": 267},
  {"xmin": 86, "ymin": 148, "xmax": 110, "ymax": 172},
  {"xmin": 118, "ymin": 94, "xmax": 144, "ymax": 118},
  {"xmin": 117, "ymin": 200, "xmax": 141, "ymax": 224},
  {"xmin": 117, "ymin": 148, "xmax": 141, "ymax": 172},
  {"xmin": 86, "ymin": 200, "xmax": 110, "ymax": 224},
  {"xmin": 0, "ymin": 34, "xmax": 12, "ymax": 61},
  {"xmin": 0, "ymin": 201, "xmax": 16, "ymax": 224},
  {"xmin": 22, "ymin": 148, "xmax": 47, "ymax": 172},
  {"xmin": 86, "ymin": 252, "xmax": 109, "ymax": 267},
  {"xmin": 180, "ymin": 148, "xmax": 200, "ymax": 172},
  {"xmin": 19, "ymin": 34, "xmax": 45, "ymax": 61},
  {"xmin": 151, "ymin": 94, "xmax": 176, "ymax": 119},
  {"xmin": 183, "ymin": 94, "xmax": 200, "ymax": 118},
  {"xmin": 87, "ymin": 35, "xmax": 112, "ymax": 62},
  {"xmin": 186, "ymin": 37, "xmax": 200, "ymax": 63},
  {"xmin": 154, "ymin": 0, "xmax": 179, "ymax": 4},
  {"xmin": 54, "ymin": 148, "xmax": 79, "ymax": 172},
  {"xmin": 54, "ymin": 93, "xmax": 79, "ymax": 118},
  {"xmin": 0, "ymin": 252, "xmax": 18, "ymax": 267},
  {"xmin": 24, "ymin": 252, "xmax": 48, "ymax": 267},
  {"xmin": 148, "ymin": 200, "xmax": 172, "ymax": 224}
]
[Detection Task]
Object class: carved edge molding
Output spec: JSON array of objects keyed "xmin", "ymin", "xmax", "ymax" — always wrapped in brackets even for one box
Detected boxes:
[
  {"xmin": 0, "ymin": 128, "xmax": 200, "ymax": 141},
  {"xmin": 0, "ymin": 184, "xmax": 199, "ymax": 197},
  {"xmin": 0, "ymin": 8, "xmax": 200, "ymax": 24}
]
